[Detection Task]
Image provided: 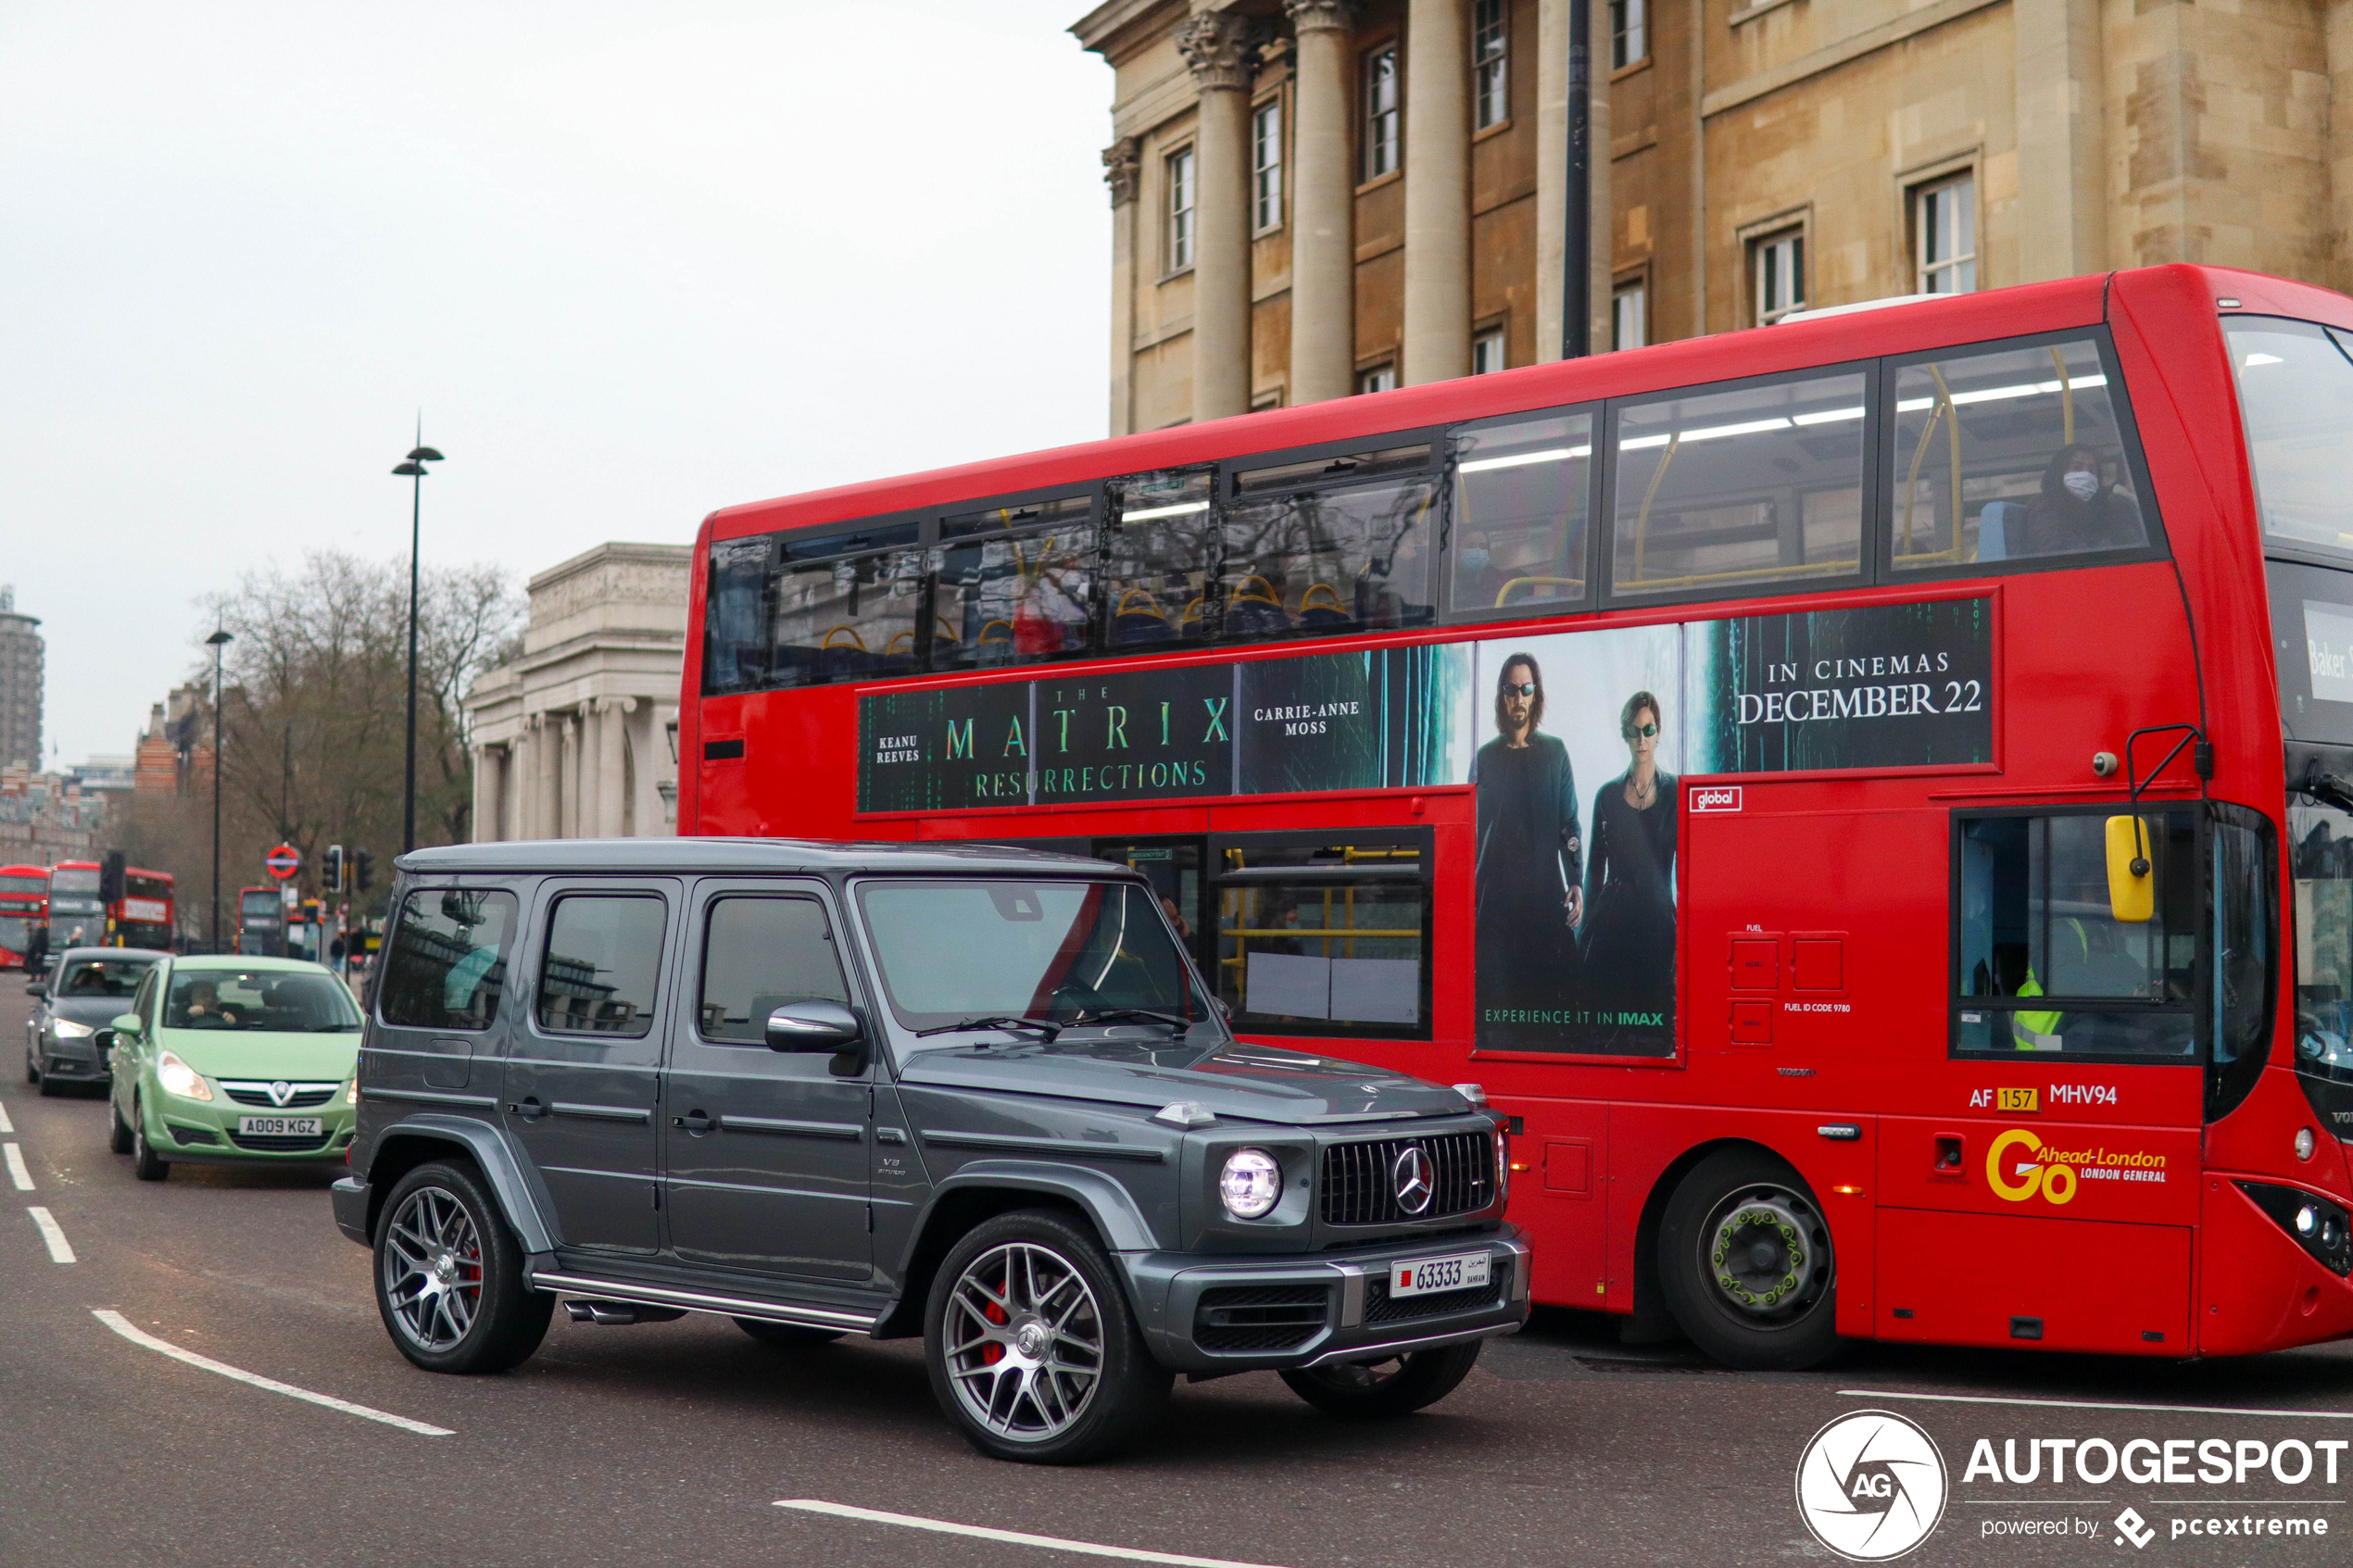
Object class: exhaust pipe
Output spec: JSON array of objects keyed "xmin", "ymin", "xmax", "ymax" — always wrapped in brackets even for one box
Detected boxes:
[{"xmin": 563, "ymin": 1298, "xmax": 686, "ymax": 1326}]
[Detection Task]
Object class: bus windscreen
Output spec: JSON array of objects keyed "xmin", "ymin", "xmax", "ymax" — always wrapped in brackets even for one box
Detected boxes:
[{"xmin": 2230, "ymin": 318, "xmax": 2353, "ymax": 558}]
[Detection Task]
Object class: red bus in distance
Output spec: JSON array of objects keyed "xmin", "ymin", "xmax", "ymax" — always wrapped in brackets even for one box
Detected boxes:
[
  {"xmin": 678, "ymin": 265, "xmax": 2353, "ymax": 1368},
  {"xmin": 0, "ymin": 864, "xmax": 45, "ymax": 968},
  {"xmin": 119, "ymin": 868, "xmax": 174, "ymax": 951}
]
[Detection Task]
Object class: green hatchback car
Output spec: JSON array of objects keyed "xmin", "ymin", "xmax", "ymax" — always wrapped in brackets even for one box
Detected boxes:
[{"xmin": 105, "ymin": 955, "xmax": 363, "ymax": 1180}]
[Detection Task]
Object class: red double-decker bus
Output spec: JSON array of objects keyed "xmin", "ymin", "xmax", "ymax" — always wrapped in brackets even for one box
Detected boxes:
[
  {"xmin": 0, "ymin": 864, "xmax": 45, "ymax": 968},
  {"xmin": 118, "ymin": 868, "xmax": 174, "ymax": 951},
  {"xmin": 676, "ymin": 264, "xmax": 2353, "ymax": 1369}
]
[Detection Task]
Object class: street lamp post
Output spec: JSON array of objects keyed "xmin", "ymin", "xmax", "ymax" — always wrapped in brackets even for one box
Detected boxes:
[
  {"xmin": 391, "ymin": 436, "xmax": 444, "ymax": 854},
  {"xmin": 206, "ymin": 626, "xmax": 233, "ymax": 952}
]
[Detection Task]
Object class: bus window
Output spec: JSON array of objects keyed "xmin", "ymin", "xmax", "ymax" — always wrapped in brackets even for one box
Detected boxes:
[
  {"xmin": 1450, "ymin": 407, "xmax": 1593, "ymax": 616},
  {"xmin": 769, "ymin": 532, "xmax": 928, "ymax": 686},
  {"xmin": 934, "ymin": 521, "xmax": 1095, "ymax": 670},
  {"xmin": 2227, "ymin": 318, "xmax": 2353, "ymax": 558},
  {"xmin": 1609, "ymin": 370, "xmax": 1866, "ymax": 599},
  {"xmin": 1954, "ymin": 810, "xmax": 2195, "ymax": 1058},
  {"xmin": 2208, "ymin": 805, "xmax": 2277, "ymax": 1121},
  {"xmin": 704, "ymin": 535, "xmax": 774, "ymax": 693},
  {"xmin": 1211, "ymin": 835, "xmax": 1430, "ymax": 1038},
  {"xmin": 1220, "ymin": 458, "xmax": 1438, "ymax": 639},
  {"xmin": 1104, "ymin": 472, "xmax": 1214, "ymax": 648},
  {"xmin": 1887, "ymin": 336, "xmax": 2149, "ymax": 571}
]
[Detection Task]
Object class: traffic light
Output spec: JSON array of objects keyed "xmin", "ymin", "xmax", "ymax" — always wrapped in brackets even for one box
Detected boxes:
[
  {"xmin": 324, "ymin": 845, "xmax": 345, "ymax": 894},
  {"xmin": 355, "ymin": 847, "xmax": 375, "ymax": 892},
  {"xmin": 99, "ymin": 849, "xmax": 125, "ymax": 905}
]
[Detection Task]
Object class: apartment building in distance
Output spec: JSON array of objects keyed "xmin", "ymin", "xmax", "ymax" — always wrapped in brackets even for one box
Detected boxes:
[
  {"xmin": 0, "ymin": 587, "xmax": 44, "ymax": 772},
  {"xmin": 1074, "ymin": 0, "xmax": 2353, "ymax": 430}
]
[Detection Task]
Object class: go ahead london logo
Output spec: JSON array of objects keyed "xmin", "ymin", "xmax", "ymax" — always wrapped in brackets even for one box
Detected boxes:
[{"xmin": 1796, "ymin": 1411, "xmax": 1951, "ymax": 1561}]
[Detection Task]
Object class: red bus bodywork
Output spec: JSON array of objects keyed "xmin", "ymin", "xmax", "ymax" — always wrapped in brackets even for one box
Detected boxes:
[
  {"xmin": 119, "ymin": 868, "xmax": 174, "ymax": 951},
  {"xmin": 0, "ymin": 864, "xmax": 45, "ymax": 968},
  {"xmin": 679, "ymin": 265, "xmax": 2353, "ymax": 1362}
]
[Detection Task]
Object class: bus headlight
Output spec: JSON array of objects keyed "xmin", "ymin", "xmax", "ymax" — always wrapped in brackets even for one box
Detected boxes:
[
  {"xmin": 1219, "ymin": 1148, "xmax": 1282, "ymax": 1219},
  {"xmin": 2296, "ymin": 1126, "xmax": 2317, "ymax": 1162},
  {"xmin": 156, "ymin": 1050, "xmax": 213, "ymax": 1102}
]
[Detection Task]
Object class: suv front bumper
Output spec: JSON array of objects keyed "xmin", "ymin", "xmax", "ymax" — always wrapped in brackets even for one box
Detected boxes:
[{"xmin": 1125, "ymin": 1226, "xmax": 1530, "ymax": 1375}]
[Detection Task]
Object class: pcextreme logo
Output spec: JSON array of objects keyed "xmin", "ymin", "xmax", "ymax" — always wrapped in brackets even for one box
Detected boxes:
[
  {"xmin": 1795, "ymin": 1410, "xmax": 1950, "ymax": 1561},
  {"xmin": 1985, "ymin": 1128, "xmax": 2171, "ymax": 1206}
]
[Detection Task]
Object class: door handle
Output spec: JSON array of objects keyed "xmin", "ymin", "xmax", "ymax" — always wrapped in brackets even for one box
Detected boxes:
[
  {"xmin": 673, "ymin": 1110, "xmax": 716, "ymax": 1135},
  {"xmin": 509, "ymin": 1097, "xmax": 549, "ymax": 1122}
]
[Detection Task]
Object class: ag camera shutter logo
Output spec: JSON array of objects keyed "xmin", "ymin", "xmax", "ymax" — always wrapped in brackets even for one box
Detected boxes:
[{"xmin": 1795, "ymin": 1410, "xmax": 1949, "ymax": 1561}]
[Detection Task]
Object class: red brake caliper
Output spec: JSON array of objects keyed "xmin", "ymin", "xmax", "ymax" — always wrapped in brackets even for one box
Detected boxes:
[{"xmin": 981, "ymin": 1270, "xmax": 1009, "ymax": 1364}]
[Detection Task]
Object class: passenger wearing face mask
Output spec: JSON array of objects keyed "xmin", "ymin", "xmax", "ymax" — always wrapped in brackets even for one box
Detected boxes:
[
  {"xmin": 2018, "ymin": 444, "xmax": 2144, "ymax": 558},
  {"xmin": 1453, "ymin": 530, "xmax": 1506, "ymax": 610}
]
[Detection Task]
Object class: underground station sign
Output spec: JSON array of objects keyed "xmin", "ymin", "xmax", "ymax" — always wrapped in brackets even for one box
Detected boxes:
[{"xmin": 265, "ymin": 843, "xmax": 302, "ymax": 881}]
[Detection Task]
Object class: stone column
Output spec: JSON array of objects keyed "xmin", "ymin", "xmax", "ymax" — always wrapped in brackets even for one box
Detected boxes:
[
  {"xmin": 1176, "ymin": 12, "xmax": 1259, "ymax": 423},
  {"xmin": 1286, "ymin": 1, "xmax": 1359, "ymax": 403},
  {"xmin": 553, "ymin": 712, "xmax": 575, "ymax": 839},
  {"xmin": 1104, "ymin": 138, "xmax": 1142, "ymax": 434},
  {"xmin": 472, "ymin": 745, "xmax": 505, "ymax": 843},
  {"xmin": 1403, "ymin": 0, "xmax": 1471, "ymax": 384},
  {"xmin": 2014, "ymin": 0, "xmax": 2107, "ymax": 281},
  {"xmin": 597, "ymin": 697, "xmax": 633, "ymax": 837},
  {"xmin": 515, "ymin": 721, "xmax": 538, "ymax": 839},
  {"xmin": 579, "ymin": 705, "xmax": 604, "ymax": 840}
]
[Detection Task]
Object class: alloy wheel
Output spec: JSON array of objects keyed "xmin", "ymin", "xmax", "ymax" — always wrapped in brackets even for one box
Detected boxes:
[
  {"xmin": 381, "ymin": 1185, "xmax": 485, "ymax": 1352},
  {"xmin": 941, "ymin": 1241, "xmax": 1105, "ymax": 1444}
]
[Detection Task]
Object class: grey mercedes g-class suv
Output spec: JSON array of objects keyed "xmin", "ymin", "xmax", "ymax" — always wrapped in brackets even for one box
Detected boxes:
[{"xmin": 332, "ymin": 839, "xmax": 1528, "ymax": 1462}]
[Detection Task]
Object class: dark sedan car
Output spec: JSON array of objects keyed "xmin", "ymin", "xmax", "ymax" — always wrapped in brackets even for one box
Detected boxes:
[{"xmin": 27, "ymin": 947, "xmax": 169, "ymax": 1095}]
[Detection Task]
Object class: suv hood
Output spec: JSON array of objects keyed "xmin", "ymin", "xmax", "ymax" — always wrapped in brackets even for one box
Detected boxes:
[
  {"xmin": 151, "ymin": 1027, "xmax": 361, "ymax": 1081},
  {"xmin": 897, "ymin": 1033, "xmax": 1474, "ymax": 1125}
]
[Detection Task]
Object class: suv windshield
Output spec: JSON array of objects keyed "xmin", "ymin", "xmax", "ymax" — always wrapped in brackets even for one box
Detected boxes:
[
  {"xmin": 857, "ymin": 879, "xmax": 1212, "ymax": 1040},
  {"xmin": 166, "ymin": 969, "xmax": 361, "ymax": 1032}
]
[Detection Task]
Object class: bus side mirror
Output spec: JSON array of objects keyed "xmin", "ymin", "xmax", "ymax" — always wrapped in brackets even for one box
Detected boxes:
[{"xmin": 2105, "ymin": 816, "xmax": 2155, "ymax": 923}]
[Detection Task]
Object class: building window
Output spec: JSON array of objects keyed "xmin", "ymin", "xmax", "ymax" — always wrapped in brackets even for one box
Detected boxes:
[
  {"xmin": 1753, "ymin": 229, "xmax": 1806, "ymax": 324},
  {"xmin": 1356, "ymin": 363, "xmax": 1396, "ymax": 395},
  {"xmin": 1252, "ymin": 99, "xmax": 1283, "ymax": 232},
  {"xmin": 1363, "ymin": 44, "xmax": 1400, "ymax": 181},
  {"xmin": 1611, "ymin": 0, "xmax": 1647, "ymax": 69},
  {"xmin": 1613, "ymin": 282, "xmax": 1647, "ymax": 350},
  {"xmin": 1473, "ymin": 1, "xmax": 1509, "ymax": 130},
  {"xmin": 1166, "ymin": 145, "xmax": 1197, "ymax": 271},
  {"xmin": 1472, "ymin": 329, "xmax": 1507, "ymax": 374},
  {"xmin": 1915, "ymin": 173, "xmax": 1976, "ymax": 295}
]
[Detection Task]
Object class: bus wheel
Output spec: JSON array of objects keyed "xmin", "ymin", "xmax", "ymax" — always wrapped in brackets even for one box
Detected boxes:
[{"xmin": 1658, "ymin": 1148, "xmax": 1839, "ymax": 1371}]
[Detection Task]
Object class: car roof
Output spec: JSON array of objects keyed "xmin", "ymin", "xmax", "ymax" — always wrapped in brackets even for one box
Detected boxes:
[
  {"xmin": 54, "ymin": 947, "xmax": 170, "ymax": 963},
  {"xmin": 165, "ymin": 954, "xmax": 333, "ymax": 973},
  {"xmin": 396, "ymin": 836, "xmax": 1130, "ymax": 879}
]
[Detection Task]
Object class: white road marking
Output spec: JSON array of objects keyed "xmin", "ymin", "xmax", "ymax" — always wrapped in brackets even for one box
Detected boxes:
[
  {"xmin": 774, "ymin": 1500, "xmax": 1293, "ymax": 1568},
  {"xmin": 92, "ymin": 1311, "xmax": 453, "ymax": 1436},
  {"xmin": 0, "ymin": 1100, "xmax": 14, "ymax": 1133},
  {"xmin": 26, "ymin": 1206, "xmax": 74, "ymax": 1262},
  {"xmin": 1843, "ymin": 1388, "xmax": 2353, "ymax": 1421},
  {"xmin": 5, "ymin": 1143, "xmax": 31, "ymax": 1191}
]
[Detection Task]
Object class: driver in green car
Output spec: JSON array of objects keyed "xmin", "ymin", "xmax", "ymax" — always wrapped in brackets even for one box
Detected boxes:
[{"xmin": 107, "ymin": 955, "xmax": 364, "ymax": 1182}]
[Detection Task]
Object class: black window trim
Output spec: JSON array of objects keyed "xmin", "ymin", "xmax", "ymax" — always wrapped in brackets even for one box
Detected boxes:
[
  {"xmin": 1877, "ymin": 323, "xmax": 2171, "ymax": 586},
  {"xmin": 1944, "ymin": 801, "xmax": 2206, "ymax": 1067},
  {"xmin": 525, "ymin": 883, "xmax": 675, "ymax": 1043},
  {"xmin": 1206, "ymin": 825, "xmax": 1436, "ymax": 1044}
]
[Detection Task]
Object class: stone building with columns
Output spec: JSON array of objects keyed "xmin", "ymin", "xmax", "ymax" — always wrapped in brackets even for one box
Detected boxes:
[
  {"xmin": 1077, "ymin": 0, "xmax": 2353, "ymax": 431},
  {"xmin": 463, "ymin": 543, "xmax": 690, "ymax": 843}
]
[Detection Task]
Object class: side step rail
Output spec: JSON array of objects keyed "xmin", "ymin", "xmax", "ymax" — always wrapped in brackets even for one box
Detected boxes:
[{"xmin": 529, "ymin": 1269, "xmax": 884, "ymax": 1334}]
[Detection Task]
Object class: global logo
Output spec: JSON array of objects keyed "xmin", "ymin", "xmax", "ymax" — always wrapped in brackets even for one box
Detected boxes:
[
  {"xmin": 1795, "ymin": 1410, "xmax": 1949, "ymax": 1562},
  {"xmin": 1691, "ymin": 785, "xmax": 1743, "ymax": 812}
]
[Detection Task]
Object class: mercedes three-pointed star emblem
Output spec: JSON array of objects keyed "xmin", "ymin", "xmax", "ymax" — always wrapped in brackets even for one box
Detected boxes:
[{"xmin": 1391, "ymin": 1144, "xmax": 1434, "ymax": 1215}]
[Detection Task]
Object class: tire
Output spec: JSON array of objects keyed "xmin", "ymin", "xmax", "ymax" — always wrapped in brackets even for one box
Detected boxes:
[
  {"xmin": 734, "ymin": 1317, "xmax": 845, "ymax": 1348},
  {"xmin": 1279, "ymin": 1341, "xmax": 1483, "ymax": 1419},
  {"xmin": 24, "ymin": 1048, "xmax": 37, "ymax": 1085},
  {"xmin": 131, "ymin": 1098, "xmax": 170, "ymax": 1182},
  {"xmin": 371, "ymin": 1160, "xmax": 553, "ymax": 1374},
  {"xmin": 37, "ymin": 1073, "xmax": 61, "ymax": 1098},
  {"xmin": 923, "ymin": 1208, "xmax": 1170, "ymax": 1464},
  {"xmin": 108, "ymin": 1096, "xmax": 132, "ymax": 1154},
  {"xmin": 1657, "ymin": 1148, "xmax": 1841, "ymax": 1371}
]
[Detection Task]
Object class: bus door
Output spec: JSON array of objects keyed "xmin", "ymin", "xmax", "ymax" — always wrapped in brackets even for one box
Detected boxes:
[{"xmin": 1089, "ymin": 837, "xmax": 1207, "ymax": 979}]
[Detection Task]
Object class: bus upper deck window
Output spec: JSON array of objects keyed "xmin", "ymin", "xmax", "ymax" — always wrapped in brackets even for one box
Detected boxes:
[
  {"xmin": 1220, "ymin": 451, "xmax": 1438, "ymax": 639},
  {"xmin": 2227, "ymin": 318, "xmax": 2353, "ymax": 557},
  {"xmin": 1451, "ymin": 408, "xmax": 1592, "ymax": 616},
  {"xmin": 766, "ymin": 535, "xmax": 930, "ymax": 687},
  {"xmin": 704, "ymin": 534, "xmax": 774, "ymax": 693},
  {"xmin": 1888, "ymin": 337, "xmax": 2150, "ymax": 571},
  {"xmin": 1105, "ymin": 471, "xmax": 1214, "ymax": 648},
  {"xmin": 1608, "ymin": 370, "xmax": 1866, "ymax": 600}
]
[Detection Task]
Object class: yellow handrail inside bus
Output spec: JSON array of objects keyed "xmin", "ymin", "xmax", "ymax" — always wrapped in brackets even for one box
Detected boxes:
[
  {"xmin": 1233, "ymin": 575, "xmax": 1282, "ymax": 608},
  {"xmin": 934, "ymin": 616, "xmax": 960, "ymax": 644},
  {"xmin": 1495, "ymin": 575, "xmax": 1581, "ymax": 607},
  {"xmin": 2049, "ymin": 345, "xmax": 2074, "ymax": 445},
  {"xmin": 1926, "ymin": 363, "xmax": 1964, "ymax": 563},
  {"xmin": 1900, "ymin": 378, "xmax": 1955, "ymax": 557},
  {"xmin": 1629, "ymin": 431, "xmax": 1682, "ymax": 584},
  {"xmin": 1300, "ymin": 582, "xmax": 1346, "ymax": 617},
  {"xmin": 979, "ymin": 620, "xmax": 1013, "ymax": 645},
  {"xmin": 820, "ymin": 625, "xmax": 866, "ymax": 651},
  {"xmin": 1179, "ymin": 596, "xmax": 1206, "ymax": 627},
  {"xmin": 1114, "ymin": 587, "xmax": 1164, "ymax": 618},
  {"xmin": 884, "ymin": 630, "xmax": 914, "ymax": 655}
]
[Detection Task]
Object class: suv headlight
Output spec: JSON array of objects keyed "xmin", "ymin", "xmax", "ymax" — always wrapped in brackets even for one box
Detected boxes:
[
  {"xmin": 1219, "ymin": 1148, "xmax": 1283, "ymax": 1219},
  {"xmin": 156, "ymin": 1050, "xmax": 213, "ymax": 1102},
  {"xmin": 50, "ymin": 1018, "xmax": 94, "ymax": 1039},
  {"xmin": 1494, "ymin": 1123, "xmax": 1511, "ymax": 1205}
]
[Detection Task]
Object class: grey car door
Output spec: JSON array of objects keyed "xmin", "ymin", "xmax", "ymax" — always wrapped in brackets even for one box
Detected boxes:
[
  {"xmin": 500, "ymin": 881, "xmax": 677, "ymax": 1256},
  {"xmin": 661, "ymin": 882, "xmax": 871, "ymax": 1284}
]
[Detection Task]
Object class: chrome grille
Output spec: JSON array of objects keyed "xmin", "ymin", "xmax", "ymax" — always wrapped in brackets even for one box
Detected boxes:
[
  {"xmin": 227, "ymin": 1130, "xmax": 333, "ymax": 1152},
  {"xmin": 1319, "ymin": 1131, "xmax": 1493, "ymax": 1226},
  {"xmin": 219, "ymin": 1080, "xmax": 341, "ymax": 1109}
]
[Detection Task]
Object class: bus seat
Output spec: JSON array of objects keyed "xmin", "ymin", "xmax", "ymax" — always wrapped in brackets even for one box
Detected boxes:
[
  {"xmin": 1113, "ymin": 587, "xmax": 1171, "ymax": 645},
  {"xmin": 1226, "ymin": 575, "xmax": 1290, "ymax": 635},
  {"xmin": 1178, "ymin": 596, "xmax": 1208, "ymax": 636},
  {"xmin": 1298, "ymin": 582, "xmax": 1352, "ymax": 627},
  {"xmin": 1977, "ymin": 501, "xmax": 2016, "ymax": 562}
]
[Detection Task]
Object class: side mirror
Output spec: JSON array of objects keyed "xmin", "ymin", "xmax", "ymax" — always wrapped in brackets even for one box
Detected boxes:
[
  {"xmin": 24, "ymin": 982, "xmax": 44, "ymax": 998},
  {"xmin": 764, "ymin": 1000, "xmax": 863, "ymax": 1053},
  {"xmin": 2105, "ymin": 815, "xmax": 2155, "ymax": 923},
  {"xmin": 111, "ymin": 1012, "xmax": 145, "ymax": 1037}
]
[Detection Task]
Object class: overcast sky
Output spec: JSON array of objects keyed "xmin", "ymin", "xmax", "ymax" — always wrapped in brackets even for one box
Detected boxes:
[{"xmin": 1, "ymin": 1, "xmax": 1113, "ymax": 765}]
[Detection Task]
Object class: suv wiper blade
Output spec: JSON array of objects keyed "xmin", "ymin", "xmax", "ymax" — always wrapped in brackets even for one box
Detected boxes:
[
  {"xmin": 1069, "ymin": 1008, "xmax": 1193, "ymax": 1030},
  {"xmin": 912, "ymin": 1015, "xmax": 1062, "ymax": 1045}
]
